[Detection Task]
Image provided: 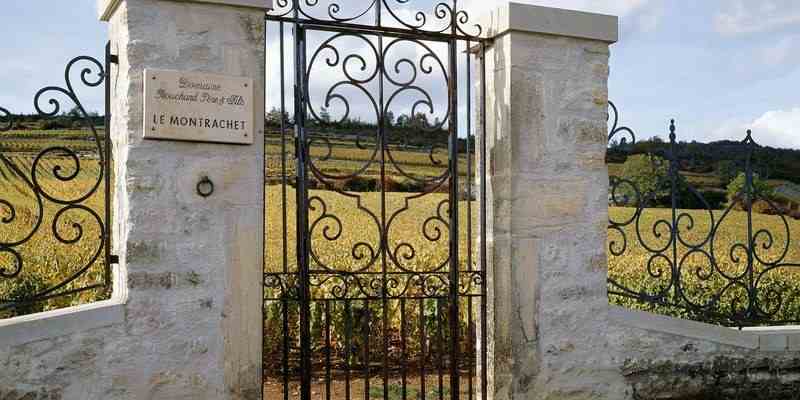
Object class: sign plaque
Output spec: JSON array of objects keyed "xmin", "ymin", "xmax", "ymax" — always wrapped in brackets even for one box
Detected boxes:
[{"xmin": 143, "ymin": 69, "xmax": 254, "ymax": 144}]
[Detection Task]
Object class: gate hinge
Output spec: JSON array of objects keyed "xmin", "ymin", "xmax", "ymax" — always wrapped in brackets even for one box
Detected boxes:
[
  {"xmin": 109, "ymin": 255, "xmax": 120, "ymax": 264},
  {"xmin": 108, "ymin": 54, "xmax": 119, "ymax": 64}
]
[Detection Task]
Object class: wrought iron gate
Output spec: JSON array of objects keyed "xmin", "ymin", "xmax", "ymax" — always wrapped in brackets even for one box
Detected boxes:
[
  {"xmin": 263, "ymin": 3, "xmax": 488, "ymax": 400},
  {"xmin": 0, "ymin": 43, "xmax": 117, "ymax": 317}
]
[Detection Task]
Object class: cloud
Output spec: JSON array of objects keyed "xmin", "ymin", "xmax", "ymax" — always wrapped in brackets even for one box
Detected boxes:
[
  {"xmin": 462, "ymin": 0, "xmax": 649, "ymax": 18},
  {"xmin": 714, "ymin": 0, "xmax": 800, "ymax": 36},
  {"xmin": 265, "ymin": 23, "xmax": 454, "ymax": 128},
  {"xmin": 759, "ymin": 35, "xmax": 800, "ymax": 66},
  {"xmin": 719, "ymin": 35, "xmax": 800, "ymax": 83},
  {"xmin": 632, "ymin": 2, "xmax": 663, "ymax": 33},
  {"xmin": 712, "ymin": 108, "xmax": 800, "ymax": 149},
  {"xmin": 265, "ymin": 0, "xmax": 661, "ymax": 137},
  {"xmin": 461, "ymin": 0, "xmax": 659, "ymax": 37}
]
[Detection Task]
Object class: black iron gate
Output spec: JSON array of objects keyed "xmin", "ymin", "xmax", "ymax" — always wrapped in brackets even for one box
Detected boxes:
[
  {"xmin": 0, "ymin": 43, "xmax": 117, "ymax": 318},
  {"xmin": 263, "ymin": 3, "xmax": 487, "ymax": 400}
]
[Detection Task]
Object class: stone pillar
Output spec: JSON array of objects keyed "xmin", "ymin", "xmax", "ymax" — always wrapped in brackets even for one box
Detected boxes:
[
  {"xmin": 479, "ymin": 4, "xmax": 620, "ymax": 399},
  {"xmin": 100, "ymin": 0, "xmax": 268, "ymax": 398}
]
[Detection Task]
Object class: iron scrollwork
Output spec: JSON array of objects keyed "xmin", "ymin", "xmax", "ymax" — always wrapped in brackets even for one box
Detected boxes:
[
  {"xmin": 0, "ymin": 44, "xmax": 116, "ymax": 316},
  {"xmin": 607, "ymin": 102, "xmax": 800, "ymax": 327},
  {"xmin": 285, "ymin": 24, "xmax": 464, "ymax": 301},
  {"xmin": 267, "ymin": 0, "xmax": 483, "ymax": 40},
  {"xmin": 0, "ymin": 107, "xmax": 12, "ymax": 132},
  {"xmin": 263, "ymin": 5, "xmax": 488, "ymax": 400}
]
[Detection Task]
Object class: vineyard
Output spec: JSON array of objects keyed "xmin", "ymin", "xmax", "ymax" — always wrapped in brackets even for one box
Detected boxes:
[
  {"xmin": 265, "ymin": 136, "xmax": 470, "ymax": 185},
  {"xmin": 0, "ymin": 150, "xmax": 109, "ymax": 318},
  {"xmin": 4, "ymin": 126, "xmax": 800, "ymax": 398},
  {"xmin": 608, "ymin": 206, "xmax": 800, "ymax": 323},
  {"xmin": 263, "ymin": 132, "xmax": 483, "ymax": 392},
  {"xmin": 0, "ymin": 129, "xmax": 102, "ymax": 154},
  {"xmin": 2, "ymin": 129, "xmax": 799, "ymax": 327}
]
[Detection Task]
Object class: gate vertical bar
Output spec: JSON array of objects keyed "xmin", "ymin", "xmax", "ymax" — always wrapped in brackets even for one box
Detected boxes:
[
  {"xmin": 279, "ymin": 19, "xmax": 292, "ymax": 400},
  {"xmin": 464, "ymin": 37, "xmax": 473, "ymax": 400},
  {"xmin": 744, "ymin": 130, "xmax": 755, "ymax": 321},
  {"xmin": 668, "ymin": 124, "xmax": 679, "ymax": 305},
  {"xmin": 376, "ymin": 3, "xmax": 391, "ymax": 400},
  {"xmin": 293, "ymin": 17, "xmax": 313, "ymax": 400},
  {"xmin": 479, "ymin": 40, "xmax": 488, "ymax": 400},
  {"xmin": 447, "ymin": 3, "xmax": 461, "ymax": 399},
  {"xmin": 104, "ymin": 41, "xmax": 115, "ymax": 284}
]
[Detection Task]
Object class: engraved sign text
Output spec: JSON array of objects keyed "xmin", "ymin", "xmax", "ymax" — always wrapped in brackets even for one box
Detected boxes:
[{"xmin": 143, "ymin": 69, "xmax": 254, "ymax": 144}]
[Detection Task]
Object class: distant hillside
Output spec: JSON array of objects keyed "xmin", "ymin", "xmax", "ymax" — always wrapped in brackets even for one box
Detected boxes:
[
  {"xmin": 607, "ymin": 138, "xmax": 800, "ymax": 186},
  {"xmin": 265, "ymin": 108, "xmax": 475, "ymax": 152},
  {"xmin": 2, "ymin": 111, "xmax": 104, "ymax": 131}
]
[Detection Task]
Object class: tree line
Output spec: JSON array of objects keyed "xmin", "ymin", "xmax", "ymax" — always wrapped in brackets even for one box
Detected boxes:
[
  {"xmin": 4, "ymin": 106, "xmax": 103, "ymax": 130},
  {"xmin": 609, "ymin": 136, "xmax": 800, "ymax": 186},
  {"xmin": 265, "ymin": 107, "xmax": 476, "ymax": 151}
]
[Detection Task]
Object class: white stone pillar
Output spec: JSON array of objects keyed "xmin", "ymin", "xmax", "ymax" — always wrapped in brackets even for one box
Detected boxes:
[
  {"xmin": 479, "ymin": 4, "xmax": 620, "ymax": 399},
  {"xmin": 99, "ymin": 0, "xmax": 269, "ymax": 398}
]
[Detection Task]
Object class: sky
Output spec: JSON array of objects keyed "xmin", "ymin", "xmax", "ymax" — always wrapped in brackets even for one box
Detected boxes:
[{"xmin": 1, "ymin": 0, "xmax": 799, "ymax": 149}]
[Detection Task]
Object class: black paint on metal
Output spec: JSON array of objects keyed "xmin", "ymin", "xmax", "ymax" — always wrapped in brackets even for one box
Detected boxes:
[
  {"xmin": 0, "ymin": 42, "xmax": 118, "ymax": 313},
  {"xmin": 196, "ymin": 176, "xmax": 214, "ymax": 198},
  {"xmin": 264, "ymin": 1, "xmax": 490, "ymax": 400},
  {"xmin": 607, "ymin": 102, "xmax": 800, "ymax": 327}
]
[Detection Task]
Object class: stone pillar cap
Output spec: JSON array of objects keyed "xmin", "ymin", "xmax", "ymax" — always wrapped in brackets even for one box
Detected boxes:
[
  {"xmin": 99, "ymin": 0, "xmax": 274, "ymax": 21},
  {"xmin": 480, "ymin": 2, "xmax": 618, "ymax": 43}
]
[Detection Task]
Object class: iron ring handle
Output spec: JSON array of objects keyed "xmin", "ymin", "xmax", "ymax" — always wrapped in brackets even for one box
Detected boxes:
[{"xmin": 197, "ymin": 176, "xmax": 214, "ymax": 198}]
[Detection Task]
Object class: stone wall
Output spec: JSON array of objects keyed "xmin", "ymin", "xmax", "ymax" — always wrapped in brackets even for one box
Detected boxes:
[
  {"xmin": 609, "ymin": 308, "xmax": 800, "ymax": 399},
  {"xmin": 480, "ymin": 4, "xmax": 618, "ymax": 399},
  {"xmin": 1, "ymin": 2, "xmax": 799, "ymax": 400},
  {"xmin": 0, "ymin": 1, "xmax": 266, "ymax": 399}
]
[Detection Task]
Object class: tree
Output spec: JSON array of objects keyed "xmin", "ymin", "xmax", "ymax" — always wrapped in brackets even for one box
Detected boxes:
[
  {"xmin": 65, "ymin": 105, "xmax": 84, "ymax": 118},
  {"xmin": 395, "ymin": 114, "xmax": 409, "ymax": 128},
  {"xmin": 383, "ymin": 110, "xmax": 395, "ymax": 127},
  {"xmin": 726, "ymin": 172, "xmax": 774, "ymax": 207},
  {"xmin": 409, "ymin": 112, "xmax": 430, "ymax": 129},
  {"xmin": 620, "ymin": 154, "xmax": 670, "ymax": 201},
  {"xmin": 265, "ymin": 108, "xmax": 290, "ymax": 127},
  {"xmin": 716, "ymin": 160, "xmax": 739, "ymax": 185}
]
